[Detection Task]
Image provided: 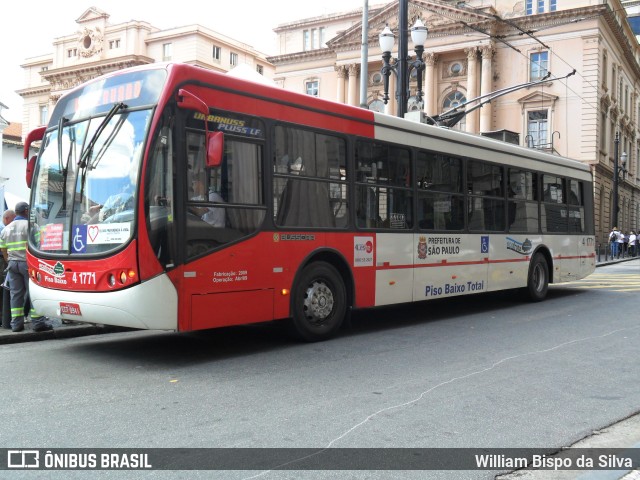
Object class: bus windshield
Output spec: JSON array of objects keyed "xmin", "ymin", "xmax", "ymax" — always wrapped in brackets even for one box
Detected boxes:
[{"xmin": 29, "ymin": 69, "xmax": 166, "ymax": 256}]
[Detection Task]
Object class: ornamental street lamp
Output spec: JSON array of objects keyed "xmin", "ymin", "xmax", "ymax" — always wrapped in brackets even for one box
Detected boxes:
[
  {"xmin": 612, "ymin": 131, "xmax": 628, "ymax": 229},
  {"xmin": 379, "ymin": 0, "xmax": 428, "ymax": 117}
]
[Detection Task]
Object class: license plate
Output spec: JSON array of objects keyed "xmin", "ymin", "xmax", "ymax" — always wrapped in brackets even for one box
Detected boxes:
[{"xmin": 59, "ymin": 302, "xmax": 82, "ymax": 316}]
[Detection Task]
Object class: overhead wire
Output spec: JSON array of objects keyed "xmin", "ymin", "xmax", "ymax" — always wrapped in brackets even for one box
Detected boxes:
[
  {"xmin": 421, "ymin": 1, "xmax": 635, "ymax": 113},
  {"xmin": 485, "ymin": 3, "xmax": 638, "ymax": 111},
  {"xmin": 416, "ymin": 4, "xmax": 587, "ymax": 108}
]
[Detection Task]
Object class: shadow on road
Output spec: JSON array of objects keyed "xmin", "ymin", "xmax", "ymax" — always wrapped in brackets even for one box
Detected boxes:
[{"xmin": 66, "ymin": 287, "xmax": 589, "ymax": 367}]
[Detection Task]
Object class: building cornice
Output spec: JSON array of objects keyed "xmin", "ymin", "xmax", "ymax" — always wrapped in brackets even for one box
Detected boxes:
[
  {"xmin": 267, "ymin": 49, "xmax": 335, "ymax": 65},
  {"xmin": 16, "ymin": 85, "xmax": 51, "ymax": 98},
  {"xmin": 40, "ymin": 55, "xmax": 154, "ymax": 79},
  {"xmin": 273, "ymin": 7, "xmax": 379, "ymax": 32},
  {"xmin": 18, "ymin": 56, "xmax": 154, "ymax": 101},
  {"xmin": 602, "ymin": 6, "xmax": 640, "ymax": 79}
]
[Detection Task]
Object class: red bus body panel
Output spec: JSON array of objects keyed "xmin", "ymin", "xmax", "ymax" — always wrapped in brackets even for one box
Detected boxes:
[{"xmin": 167, "ymin": 232, "xmax": 376, "ymax": 332}]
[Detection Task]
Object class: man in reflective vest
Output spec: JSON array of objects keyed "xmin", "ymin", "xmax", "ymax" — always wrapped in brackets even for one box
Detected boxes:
[{"xmin": 0, "ymin": 202, "xmax": 51, "ymax": 332}]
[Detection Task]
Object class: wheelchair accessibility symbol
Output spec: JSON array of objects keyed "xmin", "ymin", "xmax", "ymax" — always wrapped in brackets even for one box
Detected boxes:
[
  {"xmin": 481, "ymin": 236, "xmax": 489, "ymax": 254},
  {"xmin": 72, "ymin": 225, "xmax": 87, "ymax": 253}
]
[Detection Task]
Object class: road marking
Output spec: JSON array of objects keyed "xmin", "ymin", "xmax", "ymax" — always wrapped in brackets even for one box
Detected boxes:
[{"xmin": 555, "ymin": 272, "xmax": 640, "ymax": 293}]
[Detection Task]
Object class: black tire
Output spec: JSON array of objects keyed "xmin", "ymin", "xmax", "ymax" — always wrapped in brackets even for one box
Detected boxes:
[
  {"xmin": 525, "ymin": 252, "xmax": 549, "ymax": 302},
  {"xmin": 289, "ymin": 261, "xmax": 347, "ymax": 342}
]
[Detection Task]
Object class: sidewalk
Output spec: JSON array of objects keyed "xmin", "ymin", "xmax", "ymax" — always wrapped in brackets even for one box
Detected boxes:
[
  {"xmin": 0, "ymin": 319, "xmax": 132, "ymax": 345},
  {"xmin": 595, "ymin": 252, "xmax": 639, "ymax": 267},
  {"xmin": 496, "ymin": 412, "xmax": 640, "ymax": 480}
]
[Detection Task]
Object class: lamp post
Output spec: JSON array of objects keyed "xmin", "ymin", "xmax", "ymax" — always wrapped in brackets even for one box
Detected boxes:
[
  {"xmin": 379, "ymin": 0, "xmax": 428, "ymax": 117},
  {"xmin": 612, "ymin": 131, "xmax": 628, "ymax": 229}
]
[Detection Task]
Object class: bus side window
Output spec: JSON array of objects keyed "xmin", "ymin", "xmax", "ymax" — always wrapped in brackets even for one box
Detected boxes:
[
  {"xmin": 146, "ymin": 125, "xmax": 176, "ymax": 268},
  {"xmin": 273, "ymin": 125, "xmax": 346, "ymax": 229},
  {"xmin": 542, "ymin": 175, "xmax": 567, "ymax": 233},
  {"xmin": 356, "ymin": 186, "xmax": 377, "ymax": 228},
  {"xmin": 568, "ymin": 179, "xmax": 584, "ymax": 233},
  {"xmin": 507, "ymin": 169, "xmax": 539, "ymax": 233}
]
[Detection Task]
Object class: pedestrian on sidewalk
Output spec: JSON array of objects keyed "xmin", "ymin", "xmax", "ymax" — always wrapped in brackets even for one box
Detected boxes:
[
  {"xmin": 0, "ymin": 202, "xmax": 51, "ymax": 333},
  {"xmin": 610, "ymin": 227, "xmax": 620, "ymax": 259},
  {"xmin": 629, "ymin": 231, "xmax": 637, "ymax": 257},
  {"xmin": 617, "ymin": 230, "xmax": 626, "ymax": 258},
  {"xmin": 0, "ymin": 209, "xmax": 15, "ymax": 236},
  {"xmin": 1, "ymin": 209, "xmax": 16, "ymax": 329}
]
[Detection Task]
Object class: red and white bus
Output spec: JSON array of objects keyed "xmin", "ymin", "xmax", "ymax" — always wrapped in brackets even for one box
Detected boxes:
[{"xmin": 24, "ymin": 63, "xmax": 595, "ymax": 341}]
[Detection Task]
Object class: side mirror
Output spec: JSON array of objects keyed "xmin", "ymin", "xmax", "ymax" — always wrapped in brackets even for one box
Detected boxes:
[
  {"xmin": 176, "ymin": 88, "xmax": 209, "ymax": 117},
  {"xmin": 176, "ymin": 88, "xmax": 223, "ymax": 168},
  {"xmin": 26, "ymin": 156, "xmax": 36, "ymax": 188},
  {"xmin": 24, "ymin": 126, "xmax": 46, "ymax": 188},
  {"xmin": 23, "ymin": 126, "xmax": 46, "ymax": 160},
  {"xmin": 206, "ymin": 131, "xmax": 224, "ymax": 168}
]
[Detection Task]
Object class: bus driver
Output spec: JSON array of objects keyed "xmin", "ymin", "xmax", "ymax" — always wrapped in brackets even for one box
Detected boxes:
[{"xmin": 190, "ymin": 174, "xmax": 225, "ymax": 227}]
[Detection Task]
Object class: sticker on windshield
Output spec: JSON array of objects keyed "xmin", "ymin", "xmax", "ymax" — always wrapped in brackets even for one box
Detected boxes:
[
  {"xmin": 71, "ymin": 225, "xmax": 87, "ymax": 253},
  {"xmin": 86, "ymin": 223, "xmax": 131, "ymax": 245},
  {"xmin": 41, "ymin": 224, "xmax": 64, "ymax": 250}
]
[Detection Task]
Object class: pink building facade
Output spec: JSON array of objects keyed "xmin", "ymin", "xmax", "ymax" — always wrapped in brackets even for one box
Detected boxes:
[{"xmin": 269, "ymin": 0, "xmax": 640, "ymax": 245}]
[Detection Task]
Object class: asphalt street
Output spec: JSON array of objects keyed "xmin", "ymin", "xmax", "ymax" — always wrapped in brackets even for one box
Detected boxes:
[{"xmin": 0, "ymin": 255, "xmax": 640, "ymax": 480}]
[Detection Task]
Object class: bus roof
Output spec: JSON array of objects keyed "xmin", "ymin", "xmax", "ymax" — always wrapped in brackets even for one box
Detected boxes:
[{"xmin": 57, "ymin": 62, "xmax": 591, "ymax": 179}]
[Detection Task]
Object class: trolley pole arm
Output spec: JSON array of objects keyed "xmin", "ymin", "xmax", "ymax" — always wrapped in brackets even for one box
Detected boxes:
[{"xmin": 428, "ymin": 70, "xmax": 575, "ymax": 128}]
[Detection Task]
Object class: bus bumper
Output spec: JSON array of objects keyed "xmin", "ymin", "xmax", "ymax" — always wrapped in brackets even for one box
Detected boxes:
[{"xmin": 29, "ymin": 274, "xmax": 178, "ymax": 330}]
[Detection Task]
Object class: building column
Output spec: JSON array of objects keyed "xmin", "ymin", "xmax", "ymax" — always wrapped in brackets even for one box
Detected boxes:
[
  {"xmin": 385, "ymin": 71, "xmax": 396, "ymax": 115},
  {"xmin": 335, "ymin": 66, "xmax": 347, "ymax": 104},
  {"xmin": 465, "ymin": 47, "xmax": 478, "ymax": 133},
  {"xmin": 423, "ymin": 52, "xmax": 438, "ymax": 117},
  {"xmin": 347, "ymin": 64, "xmax": 360, "ymax": 107},
  {"xmin": 480, "ymin": 45, "xmax": 494, "ymax": 133}
]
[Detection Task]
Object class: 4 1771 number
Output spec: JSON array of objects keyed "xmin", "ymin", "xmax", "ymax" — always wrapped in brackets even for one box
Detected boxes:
[{"xmin": 72, "ymin": 272, "xmax": 96, "ymax": 285}]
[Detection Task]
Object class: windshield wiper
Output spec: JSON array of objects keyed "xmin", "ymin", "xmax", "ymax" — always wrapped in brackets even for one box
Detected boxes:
[
  {"xmin": 78, "ymin": 102, "xmax": 127, "ymax": 169},
  {"xmin": 77, "ymin": 103, "xmax": 127, "ymax": 212},
  {"xmin": 89, "ymin": 113, "xmax": 128, "ymax": 171},
  {"xmin": 78, "ymin": 102, "xmax": 127, "ymax": 223},
  {"xmin": 55, "ymin": 117, "xmax": 74, "ymax": 210},
  {"xmin": 61, "ymin": 126, "xmax": 76, "ymax": 210},
  {"xmin": 57, "ymin": 116, "xmax": 67, "ymax": 175}
]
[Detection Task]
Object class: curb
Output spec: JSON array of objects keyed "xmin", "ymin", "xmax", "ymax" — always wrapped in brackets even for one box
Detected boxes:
[
  {"xmin": 596, "ymin": 257, "xmax": 638, "ymax": 267},
  {"xmin": 0, "ymin": 324, "xmax": 135, "ymax": 345}
]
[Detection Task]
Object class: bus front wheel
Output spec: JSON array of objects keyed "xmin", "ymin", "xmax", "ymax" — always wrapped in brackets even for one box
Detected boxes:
[
  {"xmin": 525, "ymin": 253, "xmax": 549, "ymax": 302},
  {"xmin": 290, "ymin": 262, "xmax": 347, "ymax": 342}
]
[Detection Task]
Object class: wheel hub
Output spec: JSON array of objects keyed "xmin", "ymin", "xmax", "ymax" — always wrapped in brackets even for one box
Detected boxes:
[{"xmin": 303, "ymin": 281, "xmax": 334, "ymax": 323}]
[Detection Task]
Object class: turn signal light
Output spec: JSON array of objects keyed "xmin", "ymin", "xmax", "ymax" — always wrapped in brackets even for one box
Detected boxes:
[{"xmin": 106, "ymin": 269, "xmax": 137, "ymax": 288}]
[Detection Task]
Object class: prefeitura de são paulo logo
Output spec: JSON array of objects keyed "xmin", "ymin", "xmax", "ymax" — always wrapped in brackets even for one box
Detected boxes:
[{"xmin": 417, "ymin": 236, "xmax": 427, "ymax": 260}]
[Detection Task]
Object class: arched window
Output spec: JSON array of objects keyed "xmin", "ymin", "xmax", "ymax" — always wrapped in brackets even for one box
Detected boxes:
[
  {"xmin": 443, "ymin": 91, "xmax": 466, "ymax": 109},
  {"xmin": 442, "ymin": 91, "xmax": 467, "ymax": 131},
  {"xmin": 368, "ymin": 99, "xmax": 385, "ymax": 113}
]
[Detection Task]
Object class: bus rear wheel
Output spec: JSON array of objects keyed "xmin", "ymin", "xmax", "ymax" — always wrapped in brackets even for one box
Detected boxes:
[
  {"xmin": 290, "ymin": 262, "xmax": 347, "ymax": 342},
  {"xmin": 525, "ymin": 253, "xmax": 549, "ymax": 302}
]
